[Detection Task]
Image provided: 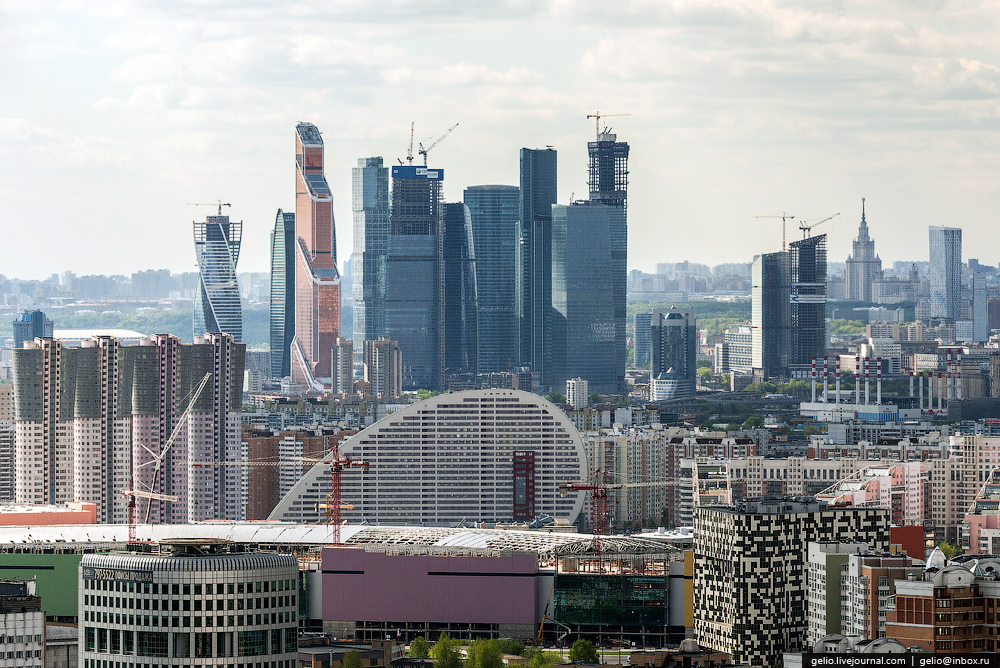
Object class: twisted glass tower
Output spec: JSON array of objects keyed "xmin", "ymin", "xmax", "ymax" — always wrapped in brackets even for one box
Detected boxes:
[{"xmin": 193, "ymin": 214, "xmax": 242, "ymax": 341}]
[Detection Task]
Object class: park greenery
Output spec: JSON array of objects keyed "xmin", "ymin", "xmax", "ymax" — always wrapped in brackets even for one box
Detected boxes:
[
  {"xmin": 568, "ymin": 640, "xmax": 599, "ymax": 665},
  {"xmin": 342, "ymin": 650, "xmax": 364, "ymax": 668}
]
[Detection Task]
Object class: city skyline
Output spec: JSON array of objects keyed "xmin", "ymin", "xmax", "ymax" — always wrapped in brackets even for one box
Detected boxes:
[{"xmin": 5, "ymin": 3, "xmax": 1000, "ymax": 279}]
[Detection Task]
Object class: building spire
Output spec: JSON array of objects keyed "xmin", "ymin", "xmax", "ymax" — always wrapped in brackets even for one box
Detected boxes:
[{"xmin": 861, "ymin": 197, "xmax": 866, "ymax": 225}]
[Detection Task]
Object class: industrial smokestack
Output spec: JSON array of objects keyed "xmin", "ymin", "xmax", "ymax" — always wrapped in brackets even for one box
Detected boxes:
[
  {"xmin": 909, "ymin": 371, "xmax": 914, "ymax": 399},
  {"xmin": 877, "ymin": 357, "xmax": 882, "ymax": 406},
  {"xmin": 836, "ymin": 358, "xmax": 841, "ymax": 406},
  {"xmin": 823, "ymin": 356, "xmax": 829, "ymax": 404},
  {"xmin": 865, "ymin": 357, "xmax": 871, "ymax": 406},
  {"xmin": 918, "ymin": 371, "xmax": 923, "ymax": 410},
  {"xmin": 937, "ymin": 372, "xmax": 943, "ymax": 411},
  {"xmin": 811, "ymin": 356, "xmax": 817, "ymax": 403},
  {"xmin": 957, "ymin": 349, "xmax": 963, "ymax": 400}
]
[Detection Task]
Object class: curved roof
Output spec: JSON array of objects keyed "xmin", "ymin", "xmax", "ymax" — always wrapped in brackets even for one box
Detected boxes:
[
  {"xmin": 268, "ymin": 389, "xmax": 588, "ymax": 526},
  {"xmin": 0, "ymin": 522, "xmax": 672, "ymax": 557}
]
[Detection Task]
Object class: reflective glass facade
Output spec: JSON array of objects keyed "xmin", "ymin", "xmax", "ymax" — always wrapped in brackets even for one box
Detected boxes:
[
  {"xmin": 385, "ymin": 168, "xmax": 444, "ymax": 390},
  {"xmin": 443, "ymin": 203, "xmax": 478, "ymax": 377},
  {"xmin": 352, "ymin": 157, "xmax": 390, "ymax": 375},
  {"xmin": 651, "ymin": 309, "xmax": 697, "ymax": 398},
  {"xmin": 588, "ymin": 134, "xmax": 629, "ymax": 394},
  {"xmin": 517, "ymin": 149, "xmax": 557, "ymax": 372},
  {"xmin": 269, "ymin": 210, "xmax": 295, "ymax": 379},
  {"xmin": 553, "ymin": 553, "xmax": 669, "ymax": 628},
  {"xmin": 551, "ymin": 203, "xmax": 619, "ymax": 395},
  {"xmin": 929, "ymin": 225, "xmax": 962, "ymax": 321},
  {"xmin": 193, "ymin": 215, "xmax": 242, "ymax": 342},
  {"xmin": 464, "ymin": 185, "xmax": 519, "ymax": 373}
]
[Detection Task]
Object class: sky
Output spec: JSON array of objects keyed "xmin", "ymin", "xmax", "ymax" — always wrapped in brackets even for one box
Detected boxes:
[{"xmin": 3, "ymin": 0, "xmax": 1000, "ymax": 280}]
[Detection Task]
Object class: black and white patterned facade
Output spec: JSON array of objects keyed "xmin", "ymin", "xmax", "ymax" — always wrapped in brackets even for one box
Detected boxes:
[{"xmin": 693, "ymin": 499, "xmax": 889, "ymax": 666}]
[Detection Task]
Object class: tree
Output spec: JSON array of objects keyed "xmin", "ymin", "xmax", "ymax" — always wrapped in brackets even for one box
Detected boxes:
[
  {"xmin": 544, "ymin": 392, "xmax": 565, "ymax": 405},
  {"xmin": 496, "ymin": 640, "xmax": 524, "ymax": 657},
  {"xmin": 569, "ymin": 639, "xmax": 599, "ymax": 665},
  {"xmin": 467, "ymin": 639, "xmax": 503, "ymax": 668},
  {"xmin": 407, "ymin": 636, "xmax": 430, "ymax": 659},
  {"xmin": 742, "ymin": 415, "xmax": 764, "ymax": 429},
  {"xmin": 589, "ymin": 392, "xmax": 602, "ymax": 405},
  {"xmin": 431, "ymin": 633, "xmax": 462, "ymax": 668},
  {"xmin": 527, "ymin": 651, "xmax": 562, "ymax": 668},
  {"xmin": 343, "ymin": 650, "xmax": 364, "ymax": 668},
  {"xmin": 938, "ymin": 541, "xmax": 962, "ymax": 560}
]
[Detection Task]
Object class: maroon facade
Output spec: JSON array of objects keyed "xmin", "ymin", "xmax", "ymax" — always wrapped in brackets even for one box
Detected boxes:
[{"xmin": 512, "ymin": 451, "xmax": 536, "ymax": 521}]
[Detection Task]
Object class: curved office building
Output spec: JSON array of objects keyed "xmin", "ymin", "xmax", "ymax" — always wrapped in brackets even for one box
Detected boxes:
[
  {"xmin": 79, "ymin": 539, "xmax": 298, "ymax": 667},
  {"xmin": 269, "ymin": 389, "xmax": 588, "ymax": 525},
  {"xmin": 194, "ymin": 214, "xmax": 243, "ymax": 342}
]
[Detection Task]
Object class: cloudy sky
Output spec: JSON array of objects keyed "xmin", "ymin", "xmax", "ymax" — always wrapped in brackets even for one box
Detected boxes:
[{"xmin": 3, "ymin": 0, "xmax": 1000, "ymax": 280}]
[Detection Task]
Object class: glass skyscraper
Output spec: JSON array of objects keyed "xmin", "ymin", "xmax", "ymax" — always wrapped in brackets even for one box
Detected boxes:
[
  {"xmin": 193, "ymin": 213, "xmax": 242, "ymax": 342},
  {"xmin": 269, "ymin": 209, "xmax": 295, "ymax": 378},
  {"xmin": 464, "ymin": 184, "xmax": 519, "ymax": 374},
  {"xmin": 352, "ymin": 157, "xmax": 390, "ymax": 376},
  {"xmin": 385, "ymin": 165, "xmax": 445, "ymax": 390},
  {"xmin": 443, "ymin": 202, "xmax": 478, "ymax": 378},
  {"xmin": 929, "ymin": 226, "xmax": 962, "ymax": 321},
  {"xmin": 517, "ymin": 148, "xmax": 557, "ymax": 375},
  {"xmin": 633, "ymin": 312, "xmax": 652, "ymax": 369},
  {"xmin": 651, "ymin": 308, "xmax": 697, "ymax": 398},
  {"xmin": 550, "ymin": 203, "xmax": 618, "ymax": 394},
  {"xmin": 588, "ymin": 132, "xmax": 629, "ymax": 393}
]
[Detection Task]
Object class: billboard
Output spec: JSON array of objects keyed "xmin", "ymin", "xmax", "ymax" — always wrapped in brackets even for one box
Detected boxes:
[{"xmin": 391, "ymin": 165, "xmax": 444, "ymax": 181}]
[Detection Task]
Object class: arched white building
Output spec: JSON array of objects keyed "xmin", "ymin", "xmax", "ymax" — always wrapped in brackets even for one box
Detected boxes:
[{"xmin": 268, "ymin": 389, "xmax": 588, "ymax": 525}]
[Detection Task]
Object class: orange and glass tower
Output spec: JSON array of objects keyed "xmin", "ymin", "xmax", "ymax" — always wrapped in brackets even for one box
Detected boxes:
[{"xmin": 291, "ymin": 122, "xmax": 340, "ymax": 389}]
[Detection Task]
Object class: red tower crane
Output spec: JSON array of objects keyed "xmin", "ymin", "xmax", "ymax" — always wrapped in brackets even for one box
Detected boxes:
[{"xmin": 559, "ymin": 470, "xmax": 621, "ymax": 556}]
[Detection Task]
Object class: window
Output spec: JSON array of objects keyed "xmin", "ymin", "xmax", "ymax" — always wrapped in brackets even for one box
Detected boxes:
[{"xmin": 238, "ymin": 631, "xmax": 266, "ymax": 657}]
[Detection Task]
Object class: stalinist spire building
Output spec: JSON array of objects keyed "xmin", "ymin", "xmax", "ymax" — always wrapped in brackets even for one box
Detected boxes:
[{"xmin": 845, "ymin": 198, "xmax": 881, "ymax": 302}]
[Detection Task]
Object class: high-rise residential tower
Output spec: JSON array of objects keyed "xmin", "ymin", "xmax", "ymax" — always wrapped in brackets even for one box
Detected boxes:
[
  {"xmin": 332, "ymin": 337, "xmax": 353, "ymax": 396},
  {"xmin": 751, "ymin": 251, "xmax": 787, "ymax": 378},
  {"xmin": 549, "ymin": 202, "xmax": 619, "ymax": 394},
  {"xmin": 929, "ymin": 225, "xmax": 962, "ymax": 321},
  {"xmin": 588, "ymin": 130, "xmax": 629, "ymax": 393},
  {"xmin": 351, "ymin": 157, "xmax": 390, "ymax": 376},
  {"xmin": 193, "ymin": 213, "xmax": 243, "ymax": 342},
  {"xmin": 650, "ymin": 308, "xmax": 697, "ymax": 399},
  {"xmin": 845, "ymin": 198, "xmax": 881, "ymax": 302},
  {"xmin": 364, "ymin": 337, "xmax": 403, "ymax": 400},
  {"xmin": 291, "ymin": 122, "xmax": 340, "ymax": 390},
  {"xmin": 517, "ymin": 148, "xmax": 557, "ymax": 375},
  {"xmin": 12, "ymin": 333, "xmax": 245, "ymax": 524},
  {"xmin": 464, "ymin": 185, "xmax": 519, "ymax": 374},
  {"xmin": 269, "ymin": 209, "xmax": 295, "ymax": 379},
  {"xmin": 385, "ymin": 165, "xmax": 445, "ymax": 390},
  {"xmin": 443, "ymin": 202, "xmax": 478, "ymax": 378}
]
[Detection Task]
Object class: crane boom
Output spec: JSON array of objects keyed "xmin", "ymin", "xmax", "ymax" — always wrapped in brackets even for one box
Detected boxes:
[
  {"xmin": 586, "ymin": 111, "xmax": 630, "ymax": 139},
  {"xmin": 418, "ymin": 123, "xmax": 458, "ymax": 166},
  {"xmin": 754, "ymin": 212, "xmax": 795, "ymax": 252},
  {"xmin": 798, "ymin": 212, "xmax": 840, "ymax": 239},
  {"xmin": 186, "ymin": 201, "xmax": 231, "ymax": 216}
]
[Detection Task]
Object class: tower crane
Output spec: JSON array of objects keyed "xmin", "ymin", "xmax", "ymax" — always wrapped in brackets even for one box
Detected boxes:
[
  {"xmin": 754, "ymin": 212, "xmax": 795, "ymax": 252},
  {"xmin": 586, "ymin": 111, "xmax": 630, "ymax": 139},
  {"xmin": 560, "ymin": 470, "xmax": 619, "ymax": 556},
  {"xmin": 192, "ymin": 437, "xmax": 368, "ymax": 545},
  {"xmin": 186, "ymin": 201, "xmax": 231, "ymax": 216},
  {"xmin": 398, "ymin": 122, "xmax": 415, "ymax": 165},
  {"xmin": 121, "ymin": 372, "xmax": 212, "ymax": 542},
  {"xmin": 798, "ymin": 212, "xmax": 840, "ymax": 239},
  {"xmin": 418, "ymin": 123, "xmax": 459, "ymax": 166}
]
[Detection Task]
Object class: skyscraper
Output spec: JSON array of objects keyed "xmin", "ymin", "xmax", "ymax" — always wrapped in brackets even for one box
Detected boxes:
[
  {"xmin": 633, "ymin": 312, "xmax": 652, "ymax": 369},
  {"xmin": 385, "ymin": 165, "xmax": 444, "ymax": 390},
  {"xmin": 11, "ymin": 310, "xmax": 53, "ymax": 350},
  {"xmin": 929, "ymin": 226, "xmax": 962, "ymax": 321},
  {"xmin": 291, "ymin": 122, "xmax": 340, "ymax": 390},
  {"xmin": 845, "ymin": 198, "xmax": 881, "ymax": 302},
  {"xmin": 351, "ymin": 157, "xmax": 390, "ymax": 376},
  {"xmin": 752, "ymin": 251, "xmax": 787, "ymax": 378},
  {"xmin": 588, "ymin": 130, "xmax": 629, "ymax": 393},
  {"xmin": 443, "ymin": 202, "xmax": 478, "ymax": 378},
  {"xmin": 650, "ymin": 308, "xmax": 697, "ymax": 399},
  {"xmin": 973, "ymin": 272, "xmax": 988, "ymax": 342},
  {"xmin": 788, "ymin": 234, "xmax": 828, "ymax": 367},
  {"xmin": 269, "ymin": 209, "xmax": 295, "ymax": 379},
  {"xmin": 550, "ymin": 202, "xmax": 619, "ymax": 394},
  {"xmin": 193, "ymin": 212, "xmax": 243, "ymax": 341},
  {"xmin": 517, "ymin": 148, "xmax": 557, "ymax": 375},
  {"xmin": 12, "ymin": 333, "xmax": 245, "ymax": 523},
  {"xmin": 751, "ymin": 235, "xmax": 827, "ymax": 379},
  {"xmin": 464, "ymin": 184, "xmax": 519, "ymax": 374}
]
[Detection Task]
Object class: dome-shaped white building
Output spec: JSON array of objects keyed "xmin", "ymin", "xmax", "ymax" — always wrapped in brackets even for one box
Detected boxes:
[{"xmin": 269, "ymin": 389, "xmax": 588, "ymax": 525}]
